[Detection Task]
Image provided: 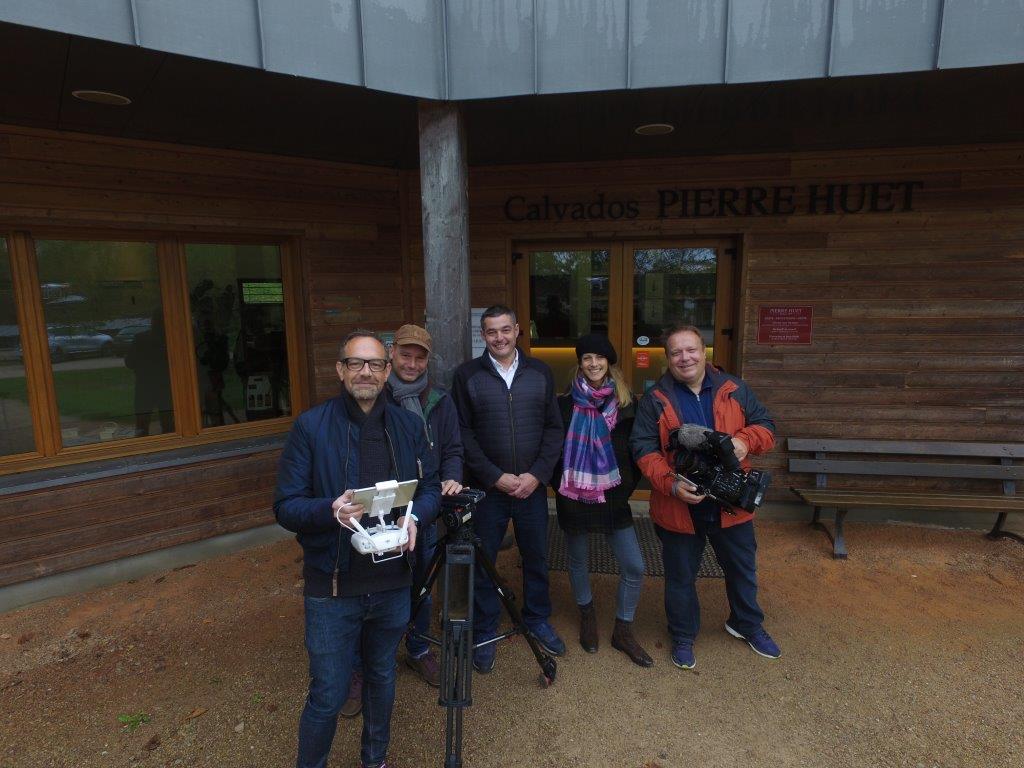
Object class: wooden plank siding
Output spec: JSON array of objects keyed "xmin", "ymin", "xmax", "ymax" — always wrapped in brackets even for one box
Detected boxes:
[
  {"xmin": 3, "ymin": 120, "xmax": 1024, "ymax": 588},
  {"xmin": 0, "ymin": 124, "xmax": 411, "ymax": 588},
  {"xmin": 409, "ymin": 143, "xmax": 1024, "ymax": 503}
]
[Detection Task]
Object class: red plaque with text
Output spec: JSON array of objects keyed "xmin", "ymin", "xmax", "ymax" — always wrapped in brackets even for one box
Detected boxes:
[{"xmin": 757, "ymin": 306, "xmax": 813, "ymax": 344}]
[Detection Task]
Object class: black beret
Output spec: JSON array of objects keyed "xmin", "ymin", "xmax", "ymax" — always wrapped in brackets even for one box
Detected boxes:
[{"xmin": 575, "ymin": 333, "xmax": 618, "ymax": 366}]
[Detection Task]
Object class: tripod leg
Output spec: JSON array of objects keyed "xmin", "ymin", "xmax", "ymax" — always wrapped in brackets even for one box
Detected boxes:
[
  {"xmin": 471, "ymin": 537, "xmax": 557, "ymax": 685},
  {"xmin": 408, "ymin": 539, "xmax": 447, "ymax": 645},
  {"xmin": 441, "ymin": 540, "xmax": 475, "ymax": 768}
]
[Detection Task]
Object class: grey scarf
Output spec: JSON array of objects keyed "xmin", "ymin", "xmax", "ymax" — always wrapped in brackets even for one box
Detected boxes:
[{"xmin": 387, "ymin": 371, "xmax": 429, "ymax": 423}]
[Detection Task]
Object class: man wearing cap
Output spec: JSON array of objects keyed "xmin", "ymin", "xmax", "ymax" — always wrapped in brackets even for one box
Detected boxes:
[
  {"xmin": 340, "ymin": 325, "xmax": 463, "ymax": 715},
  {"xmin": 451, "ymin": 304, "xmax": 566, "ymax": 672},
  {"xmin": 388, "ymin": 325, "xmax": 464, "ymax": 681}
]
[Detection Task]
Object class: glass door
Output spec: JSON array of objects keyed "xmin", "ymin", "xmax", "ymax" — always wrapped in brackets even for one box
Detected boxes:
[
  {"xmin": 623, "ymin": 243, "xmax": 735, "ymax": 393},
  {"xmin": 515, "ymin": 239, "xmax": 734, "ymax": 394},
  {"xmin": 518, "ymin": 246, "xmax": 619, "ymax": 393}
]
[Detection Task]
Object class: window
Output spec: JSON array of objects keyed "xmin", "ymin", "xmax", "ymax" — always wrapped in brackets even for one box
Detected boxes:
[
  {"xmin": 0, "ymin": 239, "xmax": 34, "ymax": 457},
  {"xmin": 0, "ymin": 233, "xmax": 304, "ymax": 474},
  {"xmin": 35, "ymin": 240, "xmax": 173, "ymax": 446},
  {"xmin": 186, "ymin": 244, "xmax": 291, "ymax": 426}
]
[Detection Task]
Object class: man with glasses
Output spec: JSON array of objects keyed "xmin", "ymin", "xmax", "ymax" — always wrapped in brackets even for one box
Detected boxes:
[
  {"xmin": 451, "ymin": 304, "xmax": 565, "ymax": 672},
  {"xmin": 275, "ymin": 330, "xmax": 441, "ymax": 768},
  {"xmin": 340, "ymin": 324, "xmax": 463, "ymax": 714}
]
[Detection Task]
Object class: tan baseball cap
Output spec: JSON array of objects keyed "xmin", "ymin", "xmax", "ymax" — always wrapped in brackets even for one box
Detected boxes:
[{"xmin": 393, "ymin": 324, "xmax": 432, "ymax": 353}]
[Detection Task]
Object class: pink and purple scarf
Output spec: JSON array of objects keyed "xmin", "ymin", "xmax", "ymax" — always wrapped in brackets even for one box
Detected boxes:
[{"xmin": 559, "ymin": 374, "xmax": 621, "ymax": 503}]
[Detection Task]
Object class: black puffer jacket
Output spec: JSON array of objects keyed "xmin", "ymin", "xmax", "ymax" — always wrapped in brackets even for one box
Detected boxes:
[{"xmin": 451, "ymin": 351, "xmax": 564, "ymax": 491}]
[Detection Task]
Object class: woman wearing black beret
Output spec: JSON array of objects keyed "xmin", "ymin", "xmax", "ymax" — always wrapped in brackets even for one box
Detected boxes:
[{"xmin": 553, "ymin": 334, "xmax": 652, "ymax": 666}]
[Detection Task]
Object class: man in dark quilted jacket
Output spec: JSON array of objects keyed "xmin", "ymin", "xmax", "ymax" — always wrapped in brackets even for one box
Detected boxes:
[{"xmin": 451, "ymin": 305, "xmax": 566, "ymax": 672}]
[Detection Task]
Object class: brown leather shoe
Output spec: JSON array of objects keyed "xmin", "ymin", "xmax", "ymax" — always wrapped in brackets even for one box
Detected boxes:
[
  {"xmin": 339, "ymin": 669, "xmax": 362, "ymax": 718},
  {"xmin": 578, "ymin": 601, "xmax": 598, "ymax": 653},
  {"xmin": 610, "ymin": 619, "xmax": 654, "ymax": 668},
  {"xmin": 406, "ymin": 650, "xmax": 441, "ymax": 687}
]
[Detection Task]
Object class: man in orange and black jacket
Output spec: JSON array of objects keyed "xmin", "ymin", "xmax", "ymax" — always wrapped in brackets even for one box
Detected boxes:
[{"xmin": 630, "ymin": 323, "xmax": 779, "ymax": 671}]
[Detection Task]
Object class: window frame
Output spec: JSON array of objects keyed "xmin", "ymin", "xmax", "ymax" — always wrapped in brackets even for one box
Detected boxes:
[{"xmin": 0, "ymin": 228, "xmax": 308, "ymax": 475}]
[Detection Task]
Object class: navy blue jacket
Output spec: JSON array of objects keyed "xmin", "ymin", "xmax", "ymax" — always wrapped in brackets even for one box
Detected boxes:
[
  {"xmin": 273, "ymin": 395, "xmax": 441, "ymax": 596},
  {"xmin": 386, "ymin": 385, "xmax": 464, "ymax": 484},
  {"xmin": 451, "ymin": 351, "xmax": 563, "ymax": 491}
]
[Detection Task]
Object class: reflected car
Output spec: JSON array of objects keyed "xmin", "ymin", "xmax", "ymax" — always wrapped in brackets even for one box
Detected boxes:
[
  {"xmin": 111, "ymin": 324, "xmax": 151, "ymax": 356},
  {"xmin": 0, "ymin": 326, "xmax": 21, "ymax": 363},
  {"xmin": 47, "ymin": 326, "xmax": 115, "ymax": 362}
]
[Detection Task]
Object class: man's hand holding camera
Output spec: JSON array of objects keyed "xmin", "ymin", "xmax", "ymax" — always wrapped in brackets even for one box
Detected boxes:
[
  {"xmin": 731, "ymin": 436, "xmax": 750, "ymax": 462},
  {"xmin": 672, "ymin": 476, "xmax": 707, "ymax": 505}
]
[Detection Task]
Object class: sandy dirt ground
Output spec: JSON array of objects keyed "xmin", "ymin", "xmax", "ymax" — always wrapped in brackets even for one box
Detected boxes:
[{"xmin": 1, "ymin": 521, "xmax": 1022, "ymax": 768}]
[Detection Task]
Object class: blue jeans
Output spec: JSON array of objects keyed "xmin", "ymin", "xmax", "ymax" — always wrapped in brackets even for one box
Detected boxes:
[
  {"xmin": 655, "ymin": 512, "xmax": 764, "ymax": 645},
  {"xmin": 296, "ymin": 588, "xmax": 410, "ymax": 768},
  {"xmin": 565, "ymin": 527, "xmax": 645, "ymax": 621},
  {"xmin": 471, "ymin": 486, "xmax": 551, "ymax": 634}
]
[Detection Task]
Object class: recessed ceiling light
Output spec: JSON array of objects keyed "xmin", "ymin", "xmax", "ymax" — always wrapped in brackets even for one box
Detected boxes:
[
  {"xmin": 71, "ymin": 90, "xmax": 132, "ymax": 106},
  {"xmin": 634, "ymin": 122, "xmax": 674, "ymax": 136}
]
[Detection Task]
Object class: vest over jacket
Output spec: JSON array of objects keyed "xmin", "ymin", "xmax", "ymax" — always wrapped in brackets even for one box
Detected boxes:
[
  {"xmin": 451, "ymin": 351, "xmax": 563, "ymax": 491},
  {"xmin": 273, "ymin": 396, "xmax": 441, "ymax": 596},
  {"xmin": 630, "ymin": 367, "xmax": 775, "ymax": 534}
]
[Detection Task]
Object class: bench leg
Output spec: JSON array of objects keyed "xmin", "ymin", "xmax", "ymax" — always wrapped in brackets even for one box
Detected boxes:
[
  {"xmin": 832, "ymin": 508, "xmax": 848, "ymax": 559},
  {"xmin": 809, "ymin": 506, "xmax": 849, "ymax": 559},
  {"xmin": 986, "ymin": 513, "xmax": 1024, "ymax": 545}
]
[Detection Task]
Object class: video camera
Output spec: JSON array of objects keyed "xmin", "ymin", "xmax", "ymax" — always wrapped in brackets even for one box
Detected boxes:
[
  {"xmin": 668, "ymin": 424, "xmax": 771, "ymax": 513},
  {"xmin": 439, "ymin": 488, "xmax": 486, "ymax": 533}
]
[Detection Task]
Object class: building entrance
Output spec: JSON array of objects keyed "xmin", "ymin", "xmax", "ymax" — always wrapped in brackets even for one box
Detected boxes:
[{"xmin": 514, "ymin": 239, "xmax": 736, "ymax": 394}]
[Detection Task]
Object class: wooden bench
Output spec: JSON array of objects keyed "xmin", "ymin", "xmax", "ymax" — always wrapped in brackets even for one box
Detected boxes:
[{"xmin": 788, "ymin": 439, "xmax": 1024, "ymax": 558}]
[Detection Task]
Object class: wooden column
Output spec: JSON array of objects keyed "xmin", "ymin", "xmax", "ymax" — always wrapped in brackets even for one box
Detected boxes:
[{"xmin": 417, "ymin": 99, "xmax": 471, "ymax": 388}]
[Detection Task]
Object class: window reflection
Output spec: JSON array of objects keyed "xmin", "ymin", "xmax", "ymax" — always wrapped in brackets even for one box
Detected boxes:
[
  {"xmin": 528, "ymin": 250, "xmax": 611, "ymax": 390},
  {"xmin": 186, "ymin": 245, "xmax": 290, "ymax": 426},
  {"xmin": 35, "ymin": 240, "xmax": 173, "ymax": 446},
  {"xmin": 0, "ymin": 240, "xmax": 35, "ymax": 456}
]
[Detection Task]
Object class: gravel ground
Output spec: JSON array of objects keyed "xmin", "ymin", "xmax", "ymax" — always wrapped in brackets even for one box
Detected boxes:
[{"xmin": 1, "ymin": 521, "xmax": 1022, "ymax": 768}]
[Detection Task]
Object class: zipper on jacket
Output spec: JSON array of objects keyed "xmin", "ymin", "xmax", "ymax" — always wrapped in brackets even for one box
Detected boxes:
[
  {"xmin": 332, "ymin": 422, "xmax": 351, "ymax": 598},
  {"xmin": 507, "ymin": 390, "xmax": 519, "ymax": 473}
]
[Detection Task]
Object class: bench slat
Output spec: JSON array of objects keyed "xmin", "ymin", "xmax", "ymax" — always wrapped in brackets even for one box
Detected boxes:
[
  {"xmin": 789, "ymin": 458, "xmax": 1024, "ymax": 480},
  {"xmin": 787, "ymin": 439, "xmax": 1024, "ymax": 458},
  {"xmin": 791, "ymin": 487, "xmax": 1024, "ymax": 512}
]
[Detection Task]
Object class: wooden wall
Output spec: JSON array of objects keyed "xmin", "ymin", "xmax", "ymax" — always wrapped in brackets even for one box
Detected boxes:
[
  {"xmin": 405, "ymin": 143, "xmax": 1024, "ymax": 498},
  {"xmin": 0, "ymin": 125, "xmax": 410, "ymax": 588},
  {"xmin": 3, "ymin": 122, "xmax": 1023, "ymax": 588}
]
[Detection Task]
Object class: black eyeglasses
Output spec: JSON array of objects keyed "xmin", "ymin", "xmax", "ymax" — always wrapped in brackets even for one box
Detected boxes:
[{"xmin": 339, "ymin": 357, "xmax": 388, "ymax": 372}]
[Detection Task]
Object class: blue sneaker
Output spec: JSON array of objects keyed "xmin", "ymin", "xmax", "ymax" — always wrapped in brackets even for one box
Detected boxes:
[
  {"xmin": 671, "ymin": 642, "xmax": 696, "ymax": 670},
  {"xmin": 526, "ymin": 621, "xmax": 566, "ymax": 656},
  {"xmin": 473, "ymin": 631, "xmax": 497, "ymax": 673},
  {"xmin": 725, "ymin": 623, "xmax": 781, "ymax": 659}
]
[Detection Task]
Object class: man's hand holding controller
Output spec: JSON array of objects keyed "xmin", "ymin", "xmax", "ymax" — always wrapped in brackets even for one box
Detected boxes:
[{"xmin": 332, "ymin": 490, "xmax": 365, "ymax": 527}]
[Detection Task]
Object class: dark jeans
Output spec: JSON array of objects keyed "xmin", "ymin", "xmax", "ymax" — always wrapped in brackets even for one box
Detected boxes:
[
  {"xmin": 655, "ymin": 511, "xmax": 764, "ymax": 645},
  {"xmin": 296, "ymin": 588, "xmax": 409, "ymax": 768},
  {"xmin": 471, "ymin": 486, "xmax": 551, "ymax": 635}
]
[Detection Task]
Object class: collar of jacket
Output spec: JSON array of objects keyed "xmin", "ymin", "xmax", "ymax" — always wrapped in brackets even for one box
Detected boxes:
[{"xmin": 478, "ymin": 347, "xmax": 536, "ymax": 379}]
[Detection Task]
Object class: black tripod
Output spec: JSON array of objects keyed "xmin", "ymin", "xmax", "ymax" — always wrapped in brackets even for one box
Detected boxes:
[{"xmin": 408, "ymin": 490, "xmax": 557, "ymax": 768}]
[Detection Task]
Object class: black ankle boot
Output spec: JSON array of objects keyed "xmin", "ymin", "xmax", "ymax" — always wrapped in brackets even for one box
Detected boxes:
[
  {"xmin": 611, "ymin": 618, "xmax": 653, "ymax": 667},
  {"xmin": 578, "ymin": 601, "xmax": 598, "ymax": 653}
]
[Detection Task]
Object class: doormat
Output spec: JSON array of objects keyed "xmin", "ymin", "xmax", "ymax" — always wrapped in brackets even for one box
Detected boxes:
[{"xmin": 546, "ymin": 515, "xmax": 724, "ymax": 578}]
